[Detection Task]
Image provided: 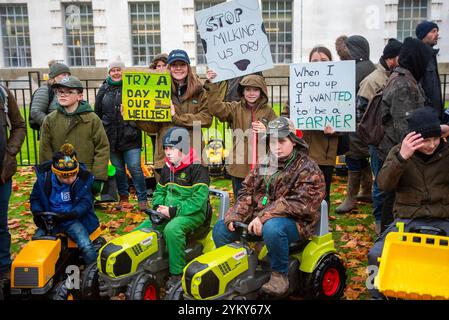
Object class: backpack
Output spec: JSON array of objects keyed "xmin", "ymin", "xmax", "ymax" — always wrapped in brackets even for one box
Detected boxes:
[
  {"xmin": 358, "ymin": 73, "xmax": 400, "ymax": 146},
  {"xmin": 29, "ymin": 85, "xmax": 55, "ymax": 130}
]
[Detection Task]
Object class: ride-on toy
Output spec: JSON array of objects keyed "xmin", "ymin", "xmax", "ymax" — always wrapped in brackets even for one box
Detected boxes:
[
  {"xmin": 9, "ymin": 212, "xmax": 105, "ymax": 300},
  {"xmin": 167, "ymin": 201, "xmax": 347, "ymax": 300},
  {"xmin": 374, "ymin": 222, "xmax": 449, "ymax": 300},
  {"xmin": 83, "ymin": 188, "xmax": 230, "ymax": 300},
  {"xmin": 205, "ymin": 139, "xmax": 228, "ymax": 177}
]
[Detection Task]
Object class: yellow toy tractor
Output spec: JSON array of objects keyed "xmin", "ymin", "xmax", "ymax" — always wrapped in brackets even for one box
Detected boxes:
[
  {"xmin": 8, "ymin": 212, "xmax": 105, "ymax": 300},
  {"xmin": 205, "ymin": 139, "xmax": 228, "ymax": 177}
]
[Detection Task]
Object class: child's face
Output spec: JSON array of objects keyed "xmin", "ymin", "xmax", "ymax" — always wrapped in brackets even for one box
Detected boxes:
[
  {"xmin": 164, "ymin": 147, "xmax": 184, "ymax": 165},
  {"xmin": 155, "ymin": 61, "xmax": 167, "ymax": 71},
  {"xmin": 169, "ymin": 61, "xmax": 189, "ymax": 82},
  {"xmin": 269, "ymin": 137, "xmax": 295, "ymax": 159},
  {"xmin": 57, "ymin": 174, "xmax": 77, "ymax": 185},
  {"xmin": 244, "ymin": 86, "xmax": 261, "ymax": 105},
  {"xmin": 417, "ymin": 136, "xmax": 440, "ymax": 155},
  {"xmin": 56, "ymin": 88, "xmax": 83, "ymax": 107}
]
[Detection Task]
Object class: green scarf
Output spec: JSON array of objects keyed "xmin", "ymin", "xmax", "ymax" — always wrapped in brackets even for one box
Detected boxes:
[{"xmin": 106, "ymin": 76, "xmax": 122, "ymax": 86}]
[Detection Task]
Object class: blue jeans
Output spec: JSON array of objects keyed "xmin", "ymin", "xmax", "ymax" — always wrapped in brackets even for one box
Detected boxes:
[
  {"xmin": 213, "ymin": 217, "xmax": 300, "ymax": 274},
  {"xmin": 345, "ymin": 156, "xmax": 370, "ymax": 171},
  {"xmin": 369, "ymin": 145, "xmax": 385, "ymax": 223},
  {"xmin": 0, "ymin": 179, "xmax": 12, "ymax": 274},
  {"xmin": 110, "ymin": 149, "xmax": 147, "ymax": 202},
  {"xmin": 35, "ymin": 220, "xmax": 97, "ymax": 264}
]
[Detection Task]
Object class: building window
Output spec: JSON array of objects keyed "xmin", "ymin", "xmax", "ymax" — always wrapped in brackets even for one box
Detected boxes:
[
  {"xmin": 130, "ymin": 2, "xmax": 161, "ymax": 66},
  {"xmin": 64, "ymin": 3, "xmax": 96, "ymax": 66},
  {"xmin": 397, "ymin": 0, "xmax": 428, "ymax": 41},
  {"xmin": 0, "ymin": 4, "xmax": 31, "ymax": 67},
  {"xmin": 262, "ymin": 0, "xmax": 293, "ymax": 64},
  {"xmin": 194, "ymin": 0, "xmax": 225, "ymax": 65}
]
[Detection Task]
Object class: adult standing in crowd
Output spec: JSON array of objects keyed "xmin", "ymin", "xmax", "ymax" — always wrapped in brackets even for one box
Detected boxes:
[
  {"xmin": 29, "ymin": 61, "xmax": 71, "ymax": 129},
  {"xmin": 335, "ymin": 35, "xmax": 376, "ymax": 214},
  {"xmin": 376, "ymin": 37, "xmax": 433, "ymax": 230},
  {"xmin": 416, "ymin": 20, "xmax": 443, "ymax": 118},
  {"xmin": 0, "ymin": 85, "xmax": 26, "ymax": 281},
  {"xmin": 136, "ymin": 50, "xmax": 212, "ymax": 174},
  {"xmin": 95, "ymin": 57, "xmax": 148, "ymax": 211},
  {"xmin": 357, "ymin": 39, "xmax": 402, "ymax": 234}
]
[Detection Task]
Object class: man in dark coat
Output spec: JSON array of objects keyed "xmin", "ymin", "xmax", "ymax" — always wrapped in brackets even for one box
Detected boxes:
[{"xmin": 416, "ymin": 20, "xmax": 443, "ymax": 118}]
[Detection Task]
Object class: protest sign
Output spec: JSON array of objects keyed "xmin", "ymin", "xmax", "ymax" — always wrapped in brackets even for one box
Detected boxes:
[
  {"xmin": 122, "ymin": 71, "xmax": 172, "ymax": 122},
  {"xmin": 289, "ymin": 61, "xmax": 356, "ymax": 132},
  {"xmin": 195, "ymin": 0, "xmax": 273, "ymax": 82}
]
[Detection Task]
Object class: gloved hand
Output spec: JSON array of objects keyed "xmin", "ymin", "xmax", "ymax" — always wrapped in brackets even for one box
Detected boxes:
[
  {"xmin": 54, "ymin": 212, "xmax": 78, "ymax": 222},
  {"xmin": 32, "ymin": 212, "xmax": 45, "ymax": 229},
  {"xmin": 92, "ymin": 180, "xmax": 105, "ymax": 195}
]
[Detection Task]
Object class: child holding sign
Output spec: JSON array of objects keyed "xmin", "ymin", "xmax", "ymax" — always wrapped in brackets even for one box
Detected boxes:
[{"xmin": 205, "ymin": 71, "xmax": 277, "ymax": 198}]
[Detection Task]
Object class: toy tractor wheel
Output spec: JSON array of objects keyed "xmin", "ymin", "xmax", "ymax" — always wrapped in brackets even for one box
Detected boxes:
[
  {"xmin": 126, "ymin": 273, "xmax": 161, "ymax": 300},
  {"xmin": 51, "ymin": 280, "xmax": 80, "ymax": 300},
  {"xmin": 304, "ymin": 254, "xmax": 346, "ymax": 300},
  {"xmin": 81, "ymin": 262, "xmax": 103, "ymax": 300},
  {"xmin": 93, "ymin": 236, "xmax": 107, "ymax": 252},
  {"xmin": 165, "ymin": 279, "xmax": 184, "ymax": 300}
]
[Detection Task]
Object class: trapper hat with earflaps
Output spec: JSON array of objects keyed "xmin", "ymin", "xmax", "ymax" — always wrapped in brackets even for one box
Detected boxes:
[{"xmin": 51, "ymin": 144, "xmax": 79, "ymax": 178}]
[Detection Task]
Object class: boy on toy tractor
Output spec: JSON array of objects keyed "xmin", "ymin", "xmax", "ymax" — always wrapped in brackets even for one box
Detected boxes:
[{"xmin": 213, "ymin": 116, "xmax": 326, "ymax": 298}]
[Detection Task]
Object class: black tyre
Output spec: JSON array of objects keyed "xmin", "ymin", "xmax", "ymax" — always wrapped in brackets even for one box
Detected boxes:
[
  {"xmin": 303, "ymin": 254, "xmax": 347, "ymax": 300},
  {"xmin": 165, "ymin": 279, "xmax": 184, "ymax": 300},
  {"xmin": 51, "ymin": 280, "xmax": 80, "ymax": 300},
  {"xmin": 93, "ymin": 236, "xmax": 107, "ymax": 252},
  {"xmin": 126, "ymin": 273, "xmax": 161, "ymax": 300},
  {"xmin": 81, "ymin": 262, "xmax": 103, "ymax": 300}
]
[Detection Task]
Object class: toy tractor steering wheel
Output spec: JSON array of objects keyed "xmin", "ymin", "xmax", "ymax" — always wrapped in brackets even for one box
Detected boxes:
[
  {"xmin": 233, "ymin": 221, "xmax": 263, "ymax": 242},
  {"xmin": 409, "ymin": 226, "xmax": 447, "ymax": 236},
  {"xmin": 145, "ymin": 208, "xmax": 170, "ymax": 226},
  {"xmin": 33, "ymin": 212, "xmax": 66, "ymax": 234}
]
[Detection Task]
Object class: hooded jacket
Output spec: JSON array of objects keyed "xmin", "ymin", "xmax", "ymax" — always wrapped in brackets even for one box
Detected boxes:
[
  {"xmin": 378, "ymin": 140, "xmax": 449, "ymax": 220},
  {"xmin": 30, "ymin": 161, "xmax": 100, "ymax": 234},
  {"xmin": 205, "ymin": 75, "xmax": 277, "ymax": 178},
  {"xmin": 152, "ymin": 148, "xmax": 210, "ymax": 222},
  {"xmin": 343, "ymin": 35, "xmax": 376, "ymax": 159},
  {"xmin": 40, "ymin": 101, "xmax": 110, "ymax": 181},
  {"xmin": 377, "ymin": 39, "xmax": 432, "ymax": 160},
  {"xmin": 224, "ymin": 141, "xmax": 326, "ymax": 239},
  {"xmin": 136, "ymin": 77, "xmax": 212, "ymax": 170},
  {"xmin": 95, "ymin": 77, "xmax": 142, "ymax": 153},
  {"xmin": 0, "ymin": 86, "xmax": 26, "ymax": 183}
]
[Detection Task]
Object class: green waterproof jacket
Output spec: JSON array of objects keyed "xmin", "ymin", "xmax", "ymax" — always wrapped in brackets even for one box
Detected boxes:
[
  {"xmin": 152, "ymin": 149, "xmax": 210, "ymax": 223},
  {"xmin": 39, "ymin": 101, "xmax": 110, "ymax": 181}
]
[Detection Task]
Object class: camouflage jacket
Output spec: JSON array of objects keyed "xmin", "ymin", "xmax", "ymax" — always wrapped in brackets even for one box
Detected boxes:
[
  {"xmin": 224, "ymin": 144, "xmax": 326, "ymax": 239},
  {"xmin": 377, "ymin": 67, "xmax": 426, "ymax": 160}
]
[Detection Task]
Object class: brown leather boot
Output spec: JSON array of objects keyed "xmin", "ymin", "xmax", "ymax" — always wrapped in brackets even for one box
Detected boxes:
[
  {"xmin": 357, "ymin": 166, "xmax": 373, "ymax": 203},
  {"xmin": 116, "ymin": 194, "xmax": 132, "ymax": 210},
  {"xmin": 260, "ymin": 272, "xmax": 289, "ymax": 297},
  {"xmin": 336, "ymin": 170, "xmax": 361, "ymax": 214}
]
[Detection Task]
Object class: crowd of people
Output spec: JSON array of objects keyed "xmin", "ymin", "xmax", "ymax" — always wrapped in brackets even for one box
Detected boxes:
[{"xmin": 0, "ymin": 19, "xmax": 446, "ymax": 299}]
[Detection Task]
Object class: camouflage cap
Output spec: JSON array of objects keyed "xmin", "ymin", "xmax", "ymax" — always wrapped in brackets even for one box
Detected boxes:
[{"xmin": 266, "ymin": 117, "xmax": 303, "ymax": 144}]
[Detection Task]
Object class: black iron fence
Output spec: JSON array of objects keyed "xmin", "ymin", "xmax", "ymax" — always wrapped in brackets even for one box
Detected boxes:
[{"xmin": 1, "ymin": 71, "xmax": 448, "ymax": 167}]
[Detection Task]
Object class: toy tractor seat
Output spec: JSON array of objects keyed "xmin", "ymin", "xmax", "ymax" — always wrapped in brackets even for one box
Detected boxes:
[
  {"xmin": 67, "ymin": 227, "xmax": 104, "ymax": 249},
  {"xmin": 288, "ymin": 200, "xmax": 329, "ymax": 254}
]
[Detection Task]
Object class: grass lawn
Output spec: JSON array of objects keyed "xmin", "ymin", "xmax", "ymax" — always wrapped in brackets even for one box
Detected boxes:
[{"xmin": 7, "ymin": 165, "xmax": 375, "ymax": 300}]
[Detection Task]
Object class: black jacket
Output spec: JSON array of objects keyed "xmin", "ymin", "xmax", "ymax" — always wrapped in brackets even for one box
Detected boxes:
[
  {"xmin": 420, "ymin": 47, "xmax": 443, "ymax": 118},
  {"xmin": 95, "ymin": 81, "xmax": 142, "ymax": 153}
]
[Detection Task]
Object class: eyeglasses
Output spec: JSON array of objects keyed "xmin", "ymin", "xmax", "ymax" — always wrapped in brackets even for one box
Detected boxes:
[{"xmin": 55, "ymin": 89, "xmax": 79, "ymax": 97}]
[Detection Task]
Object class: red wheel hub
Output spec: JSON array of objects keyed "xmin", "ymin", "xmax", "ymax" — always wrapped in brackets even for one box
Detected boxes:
[
  {"xmin": 144, "ymin": 285, "xmax": 157, "ymax": 300},
  {"xmin": 322, "ymin": 268, "xmax": 340, "ymax": 296}
]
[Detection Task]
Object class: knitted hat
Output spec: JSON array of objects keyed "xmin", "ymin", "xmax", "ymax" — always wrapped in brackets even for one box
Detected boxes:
[
  {"xmin": 108, "ymin": 56, "xmax": 125, "ymax": 73},
  {"xmin": 407, "ymin": 107, "xmax": 441, "ymax": 139},
  {"xmin": 382, "ymin": 38, "xmax": 403, "ymax": 59},
  {"xmin": 51, "ymin": 144, "xmax": 79, "ymax": 178},
  {"xmin": 49, "ymin": 62, "xmax": 71, "ymax": 79},
  {"xmin": 415, "ymin": 21, "xmax": 439, "ymax": 40},
  {"xmin": 150, "ymin": 53, "xmax": 168, "ymax": 69},
  {"xmin": 167, "ymin": 49, "xmax": 191, "ymax": 65},
  {"xmin": 163, "ymin": 127, "xmax": 190, "ymax": 154}
]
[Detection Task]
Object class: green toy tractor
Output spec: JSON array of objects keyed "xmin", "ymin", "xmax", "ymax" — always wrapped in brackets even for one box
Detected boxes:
[
  {"xmin": 166, "ymin": 201, "xmax": 347, "ymax": 300},
  {"xmin": 80, "ymin": 188, "xmax": 230, "ymax": 300}
]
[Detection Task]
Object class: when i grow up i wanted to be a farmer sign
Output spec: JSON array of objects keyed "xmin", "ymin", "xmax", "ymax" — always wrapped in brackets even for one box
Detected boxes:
[
  {"xmin": 289, "ymin": 61, "xmax": 356, "ymax": 132},
  {"xmin": 122, "ymin": 71, "xmax": 172, "ymax": 122},
  {"xmin": 195, "ymin": 0, "xmax": 273, "ymax": 83}
]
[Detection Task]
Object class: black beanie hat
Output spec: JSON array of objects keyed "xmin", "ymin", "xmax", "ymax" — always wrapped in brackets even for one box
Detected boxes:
[
  {"xmin": 382, "ymin": 38, "xmax": 402, "ymax": 59},
  {"xmin": 407, "ymin": 107, "xmax": 441, "ymax": 139},
  {"xmin": 415, "ymin": 20, "xmax": 439, "ymax": 40}
]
